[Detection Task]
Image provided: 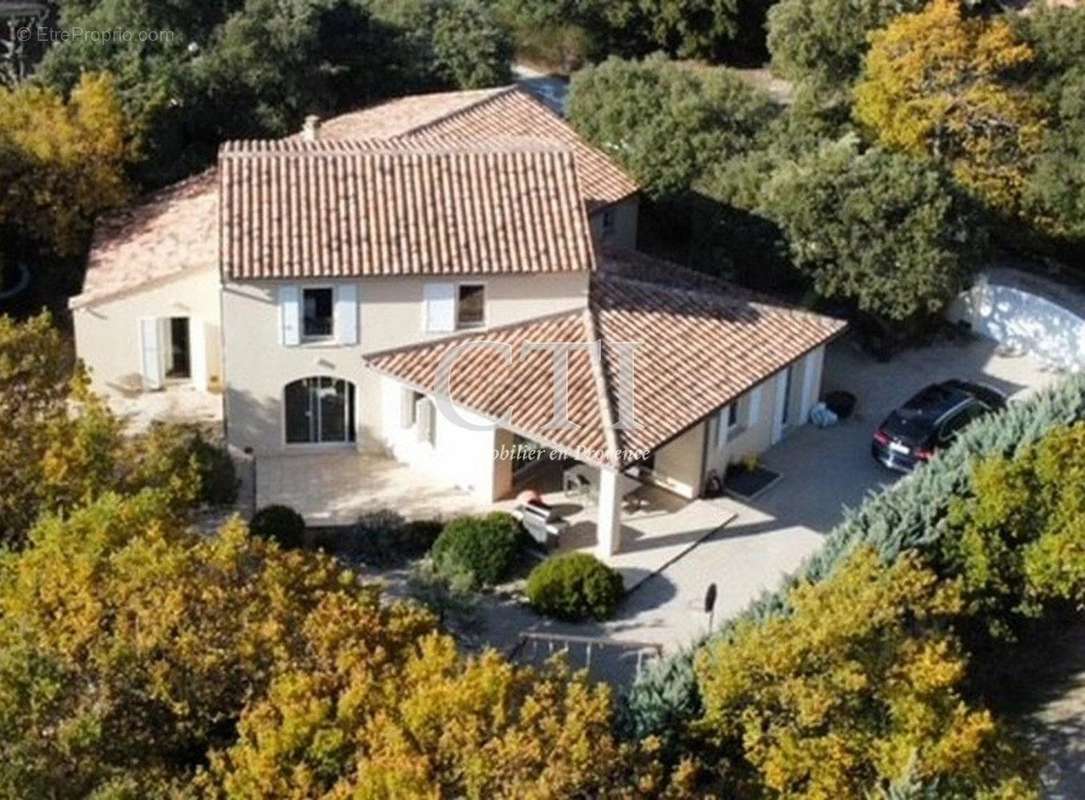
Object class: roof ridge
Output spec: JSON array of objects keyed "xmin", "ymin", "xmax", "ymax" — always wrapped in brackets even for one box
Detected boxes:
[
  {"xmin": 394, "ymin": 85, "xmax": 521, "ymax": 140},
  {"xmin": 581, "ymin": 306, "xmax": 621, "ymax": 467},
  {"xmin": 219, "ymin": 135, "xmax": 570, "ymax": 158}
]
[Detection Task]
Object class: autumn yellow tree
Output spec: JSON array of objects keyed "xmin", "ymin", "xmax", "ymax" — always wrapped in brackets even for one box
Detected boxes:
[
  {"xmin": 854, "ymin": 0, "xmax": 1047, "ymax": 219},
  {"xmin": 0, "ymin": 72, "xmax": 130, "ymax": 256},
  {"xmin": 694, "ymin": 548, "xmax": 1038, "ymax": 798}
]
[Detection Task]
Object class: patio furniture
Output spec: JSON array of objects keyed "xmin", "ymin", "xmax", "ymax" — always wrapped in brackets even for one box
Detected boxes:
[
  {"xmin": 516, "ymin": 499, "xmax": 567, "ymax": 549},
  {"xmin": 562, "ymin": 463, "xmax": 641, "ymax": 504}
]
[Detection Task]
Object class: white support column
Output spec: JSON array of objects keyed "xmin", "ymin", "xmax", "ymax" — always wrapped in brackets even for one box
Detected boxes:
[{"xmin": 596, "ymin": 467, "xmax": 623, "ymax": 558}]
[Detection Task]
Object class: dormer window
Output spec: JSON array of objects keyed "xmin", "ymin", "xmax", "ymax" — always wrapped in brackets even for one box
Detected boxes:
[{"xmin": 303, "ymin": 287, "xmax": 334, "ymax": 339}]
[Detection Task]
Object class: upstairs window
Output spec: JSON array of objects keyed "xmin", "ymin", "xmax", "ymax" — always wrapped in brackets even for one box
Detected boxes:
[
  {"xmin": 303, "ymin": 288, "xmax": 334, "ymax": 339},
  {"xmin": 457, "ymin": 284, "xmax": 485, "ymax": 329}
]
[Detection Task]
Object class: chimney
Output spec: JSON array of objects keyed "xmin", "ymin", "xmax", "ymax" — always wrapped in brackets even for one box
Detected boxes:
[{"xmin": 302, "ymin": 114, "xmax": 321, "ymax": 142}]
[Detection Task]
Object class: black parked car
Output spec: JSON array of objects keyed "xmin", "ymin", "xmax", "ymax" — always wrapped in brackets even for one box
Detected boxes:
[{"xmin": 872, "ymin": 380, "xmax": 1007, "ymax": 472}]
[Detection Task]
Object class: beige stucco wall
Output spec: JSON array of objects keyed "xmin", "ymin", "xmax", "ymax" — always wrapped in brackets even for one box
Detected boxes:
[
  {"xmin": 650, "ymin": 422, "xmax": 706, "ymax": 499},
  {"xmin": 378, "ymin": 377, "xmax": 515, "ymax": 502},
  {"xmin": 222, "ymin": 270, "xmax": 590, "ymax": 456},
  {"xmin": 71, "ymin": 267, "xmax": 223, "ymax": 397},
  {"xmin": 589, "ymin": 197, "xmax": 639, "ymax": 251},
  {"xmin": 700, "ymin": 345, "xmax": 828, "ymax": 491}
]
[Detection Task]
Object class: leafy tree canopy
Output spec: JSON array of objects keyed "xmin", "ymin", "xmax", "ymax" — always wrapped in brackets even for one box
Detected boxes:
[
  {"xmin": 941, "ymin": 423, "xmax": 1085, "ymax": 639},
  {"xmin": 0, "ymin": 490, "xmax": 685, "ymax": 797},
  {"xmin": 1016, "ymin": 5, "xmax": 1085, "ymax": 244},
  {"xmin": 759, "ymin": 137, "xmax": 985, "ymax": 325},
  {"xmin": 569, "ymin": 55, "xmax": 779, "ymax": 199},
  {"xmin": 854, "ymin": 0, "xmax": 1047, "ymax": 222},
  {"xmin": 35, "ymin": 0, "xmax": 514, "ymax": 188},
  {"xmin": 0, "ymin": 72, "xmax": 130, "ymax": 255},
  {"xmin": 766, "ymin": 0, "xmax": 927, "ymax": 102},
  {"xmin": 694, "ymin": 547, "xmax": 1039, "ymax": 799}
]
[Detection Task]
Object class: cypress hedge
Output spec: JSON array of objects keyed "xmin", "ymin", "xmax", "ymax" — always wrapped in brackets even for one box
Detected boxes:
[{"xmin": 621, "ymin": 372, "xmax": 1085, "ymax": 740}]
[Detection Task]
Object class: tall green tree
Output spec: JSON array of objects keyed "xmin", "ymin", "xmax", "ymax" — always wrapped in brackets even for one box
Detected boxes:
[
  {"xmin": 432, "ymin": 0, "xmax": 514, "ymax": 89},
  {"xmin": 1017, "ymin": 4, "xmax": 1085, "ymax": 244},
  {"xmin": 760, "ymin": 138, "xmax": 985, "ymax": 325},
  {"xmin": 766, "ymin": 0, "xmax": 927, "ymax": 102},
  {"xmin": 569, "ymin": 55, "xmax": 778, "ymax": 199}
]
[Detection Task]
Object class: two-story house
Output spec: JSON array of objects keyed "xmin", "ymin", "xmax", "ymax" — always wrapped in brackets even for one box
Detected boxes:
[{"xmin": 71, "ymin": 85, "xmax": 845, "ymax": 556}]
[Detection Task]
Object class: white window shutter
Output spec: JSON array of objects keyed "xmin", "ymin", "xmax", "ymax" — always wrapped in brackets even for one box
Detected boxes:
[
  {"xmin": 423, "ymin": 283, "xmax": 455, "ymax": 333},
  {"xmin": 335, "ymin": 283, "xmax": 359, "ymax": 345},
  {"xmin": 139, "ymin": 317, "xmax": 166, "ymax": 391},
  {"xmin": 189, "ymin": 319, "xmax": 209, "ymax": 391},
  {"xmin": 400, "ymin": 389, "xmax": 415, "ymax": 428},
  {"xmin": 416, "ymin": 398, "xmax": 436, "ymax": 445},
  {"xmin": 799, "ymin": 347, "xmax": 824, "ymax": 423},
  {"xmin": 279, "ymin": 286, "xmax": 300, "ymax": 346},
  {"xmin": 747, "ymin": 385, "xmax": 762, "ymax": 425}
]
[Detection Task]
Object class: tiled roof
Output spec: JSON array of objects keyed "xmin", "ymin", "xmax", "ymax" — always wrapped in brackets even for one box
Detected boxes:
[
  {"xmin": 322, "ymin": 87, "xmax": 637, "ymax": 211},
  {"xmin": 76, "ymin": 85, "xmax": 632, "ymax": 305},
  {"xmin": 365, "ymin": 251, "xmax": 847, "ymax": 468},
  {"xmin": 72, "ymin": 170, "xmax": 218, "ymax": 307},
  {"xmin": 394, "ymin": 88, "xmax": 639, "ymax": 212},
  {"xmin": 219, "ymin": 138, "xmax": 596, "ymax": 280},
  {"xmin": 319, "ymin": 87, "xmax": 509, "ymax": 140}
]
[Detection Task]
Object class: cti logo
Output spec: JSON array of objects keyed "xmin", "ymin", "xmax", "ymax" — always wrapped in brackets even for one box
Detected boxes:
[{"xmin": 432, "ymin": 339, "xmax": 641, "ymax": 433}]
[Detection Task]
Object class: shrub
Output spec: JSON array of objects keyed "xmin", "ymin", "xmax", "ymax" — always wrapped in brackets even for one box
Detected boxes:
[
  {"xmin": 189, "ymin": 432, "xmax": 239, "ymax": 506},
  {"xmin": 249, "ymin": 505, "xmax": 306, "ymax": 550},
  {"xmin": 430, "ymin": 512, "xmax": 524, "ymax": 589},
  {"xmin": 623, "ymin": 372, "xmax": 1085, "ymax": 741},
  {"xmin": 526, "ymin": 553, "xmax": 624, "ymax": 621},
  {"xmin": 348, "ymin": 510, "xmax": 443, "ymax": 566},
  {"xmin": 695, "ymin": 548, "xmax": 1036, "ymax": 797}
]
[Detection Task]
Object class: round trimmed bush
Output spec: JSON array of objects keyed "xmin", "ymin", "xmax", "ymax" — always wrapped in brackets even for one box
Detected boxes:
[
  {"xmin": 525, "ymin": 553, "xmax": 624, "ymax": 621},
  {"xmin": 249, "ymin": 504, "xmax": 306, "ymax": 550},
  {"xmin": 430, "ymin": 512, "xmax": 524, "ymax": 589}
]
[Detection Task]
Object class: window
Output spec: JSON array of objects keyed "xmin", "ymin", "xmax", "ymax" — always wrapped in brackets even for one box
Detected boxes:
[
  {"xmin": 601, "ymin": 208, "xmax": 615, "ymax": 238},
  {"xmin": 302, "ymin": 288, "xmax": 334, "ymax": 339},
  {"xmin": 400, "ymin": 388, "xmax": 424, "ymax": 428},
  {"xmin": 728, "ymin": 403, "xmax": 739, "ymax": 428},
  {"xmin": 284, "ymin": 376, "xmax": 356, "ymax": 444},
  {"xmin": 780, "ymin": 365, "xmax": 794, "ymax": 426},
  {"xmin": 457, "ymin": 284, "xmax": 485, "ymax": 329}
]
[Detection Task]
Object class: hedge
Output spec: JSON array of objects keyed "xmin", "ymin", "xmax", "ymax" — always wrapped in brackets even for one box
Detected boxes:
[
  {"xmin": 526, "ymin": 552, "xmax": 624, "ymax": 621},
  {"xmin": 621, "ymin": 373, "xmax": 1085, "ymax": 740}
]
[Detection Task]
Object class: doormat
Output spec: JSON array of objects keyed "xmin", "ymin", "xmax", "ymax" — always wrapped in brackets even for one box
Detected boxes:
[{"xmin": 724, "ymin": 465, "xmax": 781, "ymax": 500}]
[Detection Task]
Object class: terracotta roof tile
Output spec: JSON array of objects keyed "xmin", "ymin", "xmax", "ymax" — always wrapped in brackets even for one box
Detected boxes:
[
  {"xmin": 394, "ymin": 88, "xmax": 639, "ymax": 211},
  {"xmin": 76, "ymin": 86, "xmax": 635, "ymax": 305},
  {"xmin": 72, "ymin": 170, "xmax": 218, "ymax": 307},
  {"xmin": 365, "ymin": 252, "xmax": 847, "ymax": 468},
  {"xmin": 219, "ymin": 138, "xmax": 596, "ymax": 280}
]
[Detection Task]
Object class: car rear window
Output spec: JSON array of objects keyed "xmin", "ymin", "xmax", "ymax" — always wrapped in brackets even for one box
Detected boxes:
[{"xmin": 882, "ymin": 410, "xmax": 934, "ymax": 445}]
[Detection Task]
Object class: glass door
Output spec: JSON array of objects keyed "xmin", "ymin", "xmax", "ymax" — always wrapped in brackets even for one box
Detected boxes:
[{"xmin": 285, "ymin": 377, "xmax": 356, "ymax": 444}]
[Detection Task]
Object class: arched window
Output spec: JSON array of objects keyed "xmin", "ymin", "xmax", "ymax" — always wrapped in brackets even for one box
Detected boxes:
[{"xmin": 284, "ymin": 377, "xmax": 356, "ymax": 444}]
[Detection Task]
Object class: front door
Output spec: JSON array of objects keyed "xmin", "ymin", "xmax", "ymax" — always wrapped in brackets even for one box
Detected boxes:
[{"xmin": 166, "ymin": 317, "xmax": 191, "ymax": 379}]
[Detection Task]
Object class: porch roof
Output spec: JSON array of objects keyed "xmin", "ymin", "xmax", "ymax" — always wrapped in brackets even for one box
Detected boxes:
[{"xmin": 364, "ymin": 251, "xmax": 847, "ymax": 469}]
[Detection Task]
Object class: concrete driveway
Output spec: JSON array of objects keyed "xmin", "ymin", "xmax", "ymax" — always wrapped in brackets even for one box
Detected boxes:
[{"xmin": 587, "ymin": 334, "xmax": 1062, "ymax": 654}]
